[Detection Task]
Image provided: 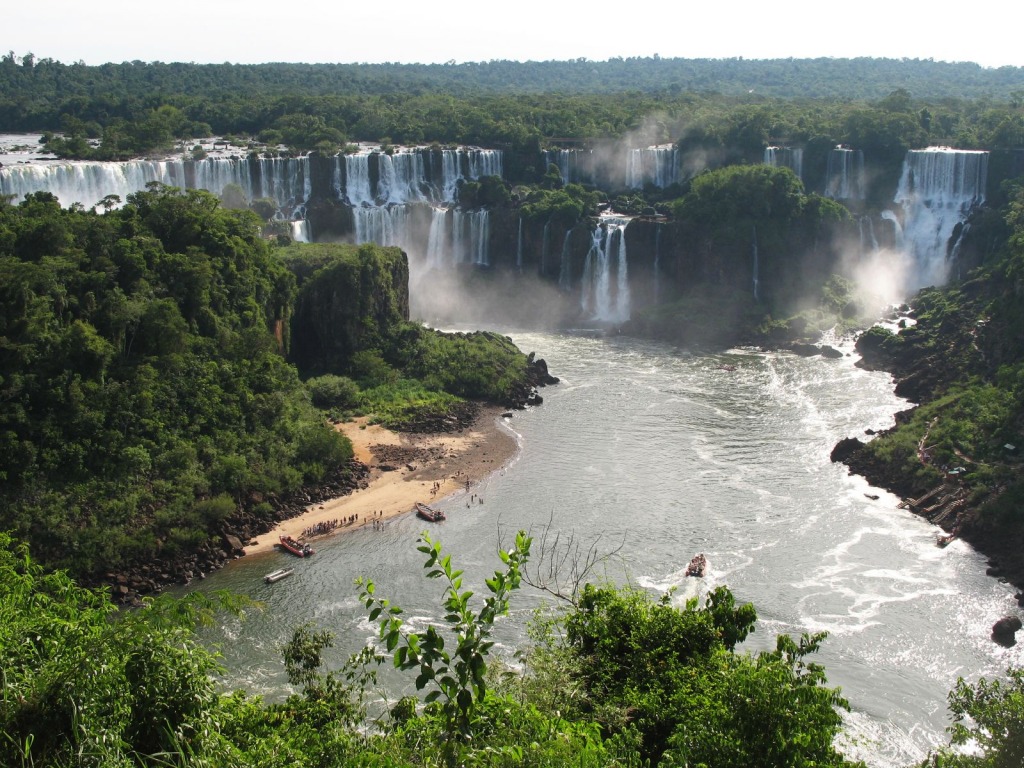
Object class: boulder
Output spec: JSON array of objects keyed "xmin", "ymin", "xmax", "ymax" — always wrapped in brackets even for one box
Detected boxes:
[
  {"xmin": 223, "ymin": 533, "xmax": 246, "ymax": 555},
  {"xmin": 830, "ymin": 436, "xmax": 864, "ymax": 463},
  {"xmin": 820, "ymin": 345, "xmax": 844, "ymax": 359},
  {"xmin": 790, "ymin": 343, "xmax": 821, "ymax": 357},
  {"xmin": 992, "ymin": 615, "xmax": 1022, "ymax": 646}
]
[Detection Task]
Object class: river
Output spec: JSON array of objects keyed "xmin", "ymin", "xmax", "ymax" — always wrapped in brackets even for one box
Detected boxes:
[{"xmin": 193, "ymin": 329, "xmax": 1024, "ymax": 767}]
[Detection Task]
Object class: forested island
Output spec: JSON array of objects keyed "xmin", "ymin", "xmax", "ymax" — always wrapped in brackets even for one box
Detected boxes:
[{"xmin": 2, "ymin": 53, "xmax": 1024, "ymax": 766}]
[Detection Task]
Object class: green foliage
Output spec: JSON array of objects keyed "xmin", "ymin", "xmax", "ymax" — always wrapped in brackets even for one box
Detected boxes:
[
  {"xmin": 672, "ymin": 164, "xmax": 807, "ymax": 228},
  {"xmin": 922, "ymin": 668, "xmax": 1024, "ymax": 767},
  {"xmin": 359, "ymin": 530, "xmax": 532, "ymax": 764},
  {"xmin": 521, "ymin": 184, "xmax": 603, "ymax": 228},
  {"xmin": 389, "ymin": 325, "xmax": 530, "ymax": 403},
  {"xmin": 457, "ymin": 175, "xmax": 512, "ymax": 209},
  {"xmin": 306, "ymin": 373, "xmax": 361, "ymax": 410},
  {"xmin": 356, "ymin": 379, "xmax": 461, "ymax": 429},
  {"xmin": 282, "ymin": 242, "xmax": 409, "ymax": 375},
  {"xmin": 556, "ymin": 584, "xmax": 858, "ymax": 767},
  {"xmin": 3, "ymin": 529, "xmax": 1018, "ymax": 768},
  {"xmin": 0, "ymin": 532, "xmax": 246, "ymax": 767}
]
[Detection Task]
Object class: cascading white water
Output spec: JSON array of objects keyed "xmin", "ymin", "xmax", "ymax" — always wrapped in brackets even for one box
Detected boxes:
[
  {"xmin": 626, "ymin": 146, "xmax": 680, "ymax": 189},
  {"xmin": 353, "ymin": 205, "xmax": 410, "ymax": 249},
  {"xmin": 0, "ymin": 160, "xmax": 178, "ymax": 209},
  {"xmin": 425, "ymin": 208, "xmax": 449, "ymax": 269},
  {"xmin": 344, "ymin": 154, "xmax": 375, "ymax": 206},
  {"xmin": 881, "ymin": 209, "xmax": 904, "ymax": 248},
  {"xmin": 339, "ymin": 148, "xmax": 502, "ymax": 268},
  {"xmin": 192, "ymin": 157, "xmax": 310, "ymax": 208},
  {"xmin": 341, "ymin": 148, "xmax": 501, "ymax": 207},
  {"xmin": 894, "ymin": 147, "xmax": 988, "ymax": 288},
  {"xmin": 382, "ymin": 152, "xmax": 427, "ymax": 204},
  {"xmin": 0, "ymin": 156, "xmax": 314, "ymax": 213},
  {"xmin": 581, "ymin": 217, "xmax": 631, "ymax": 323},
  {"xmin": 763, "ymin": 146, "xmax": 803, "ymax": 182},
  {"xmin": 859, "ymin": 216, "xmax": 879, "ymax": 253},
  {"xmin": 451, "ymin": 210, "xmax": 490, "ymax": 266},
  {"xmin": 825, "ymin": 147, "xmax": 865, "ymax": 200},
  {"xmin": 291, "ymin": 220, "xmax": 311, "ymax": 243}
]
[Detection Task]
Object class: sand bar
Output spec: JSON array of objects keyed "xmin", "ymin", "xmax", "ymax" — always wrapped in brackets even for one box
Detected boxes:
[{"xmin": 244, "ymin": 406, "xmax": 518, "ymax": 556}]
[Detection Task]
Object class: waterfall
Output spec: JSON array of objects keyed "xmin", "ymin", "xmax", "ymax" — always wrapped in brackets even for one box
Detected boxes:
[
  {"xmin": 425, "ymin": 207, "xmax": 449, "ymax": 269},
  {"xmin": 626, "ymin": 146, "xmax": 680, "ymax": 189},
  {"xmin": 342, "ymin": 148, "xmax": 501, "ymax": 206},
  {"xmin": 353, "ymin": 205, "xmax": 410, "ymax": 248},
  {"xmin": 0, "ymin": 160, "xmax": 181, "ymax": 209},
  {"xmin": 344, "ymin": 154, "xmax": 375, "ymax": 205},
  {"xmin": 824, "ymin": 147, "xmax": 865, "ymax": 200},
  {"xmin": 881, "ymin": 209, "xmax": 904, "ymax": 247},
  {"xmin": 895, "ymin": 147, "xmax": 988, "ymax": 288},
  {"xmin": 0, "ymin": 156, "xmax": 317, "ymax": 216},
  {"xmin": 581, "ymin": 217, "xmax": 631, "ymax": 323},
  {"xmin": 1, "ymin": 146, "xmax": 503, "ymax": 213},
  {"xmin": 451, "ymin": 210, "xmax": 490, "ymax": 266},
  {"xmin": 291, "ymin": 220, "xmax": 311, "ymax": 243},
  {"xmin": 764, "ymin": 146, "xmax": 803, "ymax": 181},
  {"xmin": 558, "ymin": 230, "xmax": 573, "ymax": 291},
  {"xmin": 859, "ymin": 216, "xmax": 879, "ymax": 254}
]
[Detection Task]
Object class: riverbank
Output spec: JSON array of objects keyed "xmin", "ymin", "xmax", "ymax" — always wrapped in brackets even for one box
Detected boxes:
[{"xmin": 244, "ymin": 405, "xmax": 519, "ymax": 556}]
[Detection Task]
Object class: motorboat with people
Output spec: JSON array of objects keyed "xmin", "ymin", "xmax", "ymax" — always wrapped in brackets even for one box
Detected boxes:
[
  {"xmin": 685, "ymin": 553, "xmax": 707, "ymax": 578},
  {"xmin": 415, "ymin": 502, "xmax": 446, "ymax": 522},
  {"xmin": 279, "ymin": 535, "xmax": 314, "ymax": 557}
]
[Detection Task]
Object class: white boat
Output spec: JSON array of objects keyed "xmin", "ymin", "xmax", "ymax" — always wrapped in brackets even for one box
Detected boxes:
[{"xmin": 264, "ymin": 568, "xmax": 294, "ymax": 584}]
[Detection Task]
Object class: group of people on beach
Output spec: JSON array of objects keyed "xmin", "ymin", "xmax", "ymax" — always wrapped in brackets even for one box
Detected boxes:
[
  {"xmin": 301, "ymin": 514, "xmax": 361, "ymax": 538},
  {"xmin": 301, "ymin": 519, "xmax": 341, "ymax": 538}
]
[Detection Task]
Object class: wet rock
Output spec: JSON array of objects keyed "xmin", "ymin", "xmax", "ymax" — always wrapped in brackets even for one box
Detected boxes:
[
  {"xmin": 830, "ymin": 437, "xmax": 864, "ymax": 463},
  {"xmin": 790, "ymin": 343, "xmax": 821, "ymax": 357},
  {"xmin": 992, "ymin": 616, "xmax": 1022, "ymax": 646},
  {"xmin": 223, "ymin": 534, "xmax": 245, "ymax": 554}
]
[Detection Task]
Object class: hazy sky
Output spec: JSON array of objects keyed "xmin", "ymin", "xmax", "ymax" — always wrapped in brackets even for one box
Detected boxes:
[{"xmin": 7, "ymin": 0, "xmax": 1023, "ymax": 68}]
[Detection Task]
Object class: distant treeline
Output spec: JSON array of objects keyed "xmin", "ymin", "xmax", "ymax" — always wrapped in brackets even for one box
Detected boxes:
[
  {"xmin": 2, "ymin": 53, "xmax": 1023, "ymax": 163},
  {"xmin": 4, "ymin": 52, "xmax": 1023, "ymax": 103}
]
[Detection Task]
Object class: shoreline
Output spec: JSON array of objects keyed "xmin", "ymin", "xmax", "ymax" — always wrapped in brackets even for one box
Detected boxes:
[{"xmin": 244, "ymin": 405, "xmax": 520, "ymax": 557}]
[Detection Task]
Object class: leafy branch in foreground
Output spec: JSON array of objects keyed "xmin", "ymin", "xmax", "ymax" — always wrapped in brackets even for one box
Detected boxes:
[{"xmin": 357, "ymin": 530, "xmax": 531, "ymax": 763}]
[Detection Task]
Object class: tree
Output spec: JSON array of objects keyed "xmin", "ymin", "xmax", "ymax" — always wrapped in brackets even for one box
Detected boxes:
[
  {"xmin": 0, "ymin": 532, "xmax": 244, "ymax": 766},
  {"xmin": 359, "ymin": 530, "xmax": 532, "ymax": 764},
  {"xmin": 921, "ymin": 668, "xmax": 1024, "ymax": 767},
  {"xmin": 552, "ymin": 584, "xmax": 860, "ymax": 767}
]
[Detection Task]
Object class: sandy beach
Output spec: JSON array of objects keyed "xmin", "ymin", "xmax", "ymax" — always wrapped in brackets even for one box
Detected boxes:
[{"xmin": 244, "ymin": 406, "xmax": 519, "ymax": 556}]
